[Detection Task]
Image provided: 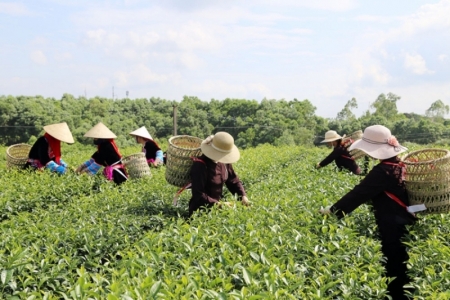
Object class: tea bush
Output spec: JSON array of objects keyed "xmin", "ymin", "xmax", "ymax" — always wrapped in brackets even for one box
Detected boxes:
[{"xmin": 0, "ymin": 144, "xmax": 448, "ymax": 299}]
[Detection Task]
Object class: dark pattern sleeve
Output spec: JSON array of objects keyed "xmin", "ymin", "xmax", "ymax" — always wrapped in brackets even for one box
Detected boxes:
[
  {"xmin": 190, "ymin": 161, "xmax": 219, "ymax": 204},
  {"xmin": 330, "ymin": 166, "xmax": 388, "ymax": 218},
  {"xmin": 91, "ymin": 143, "xmax": 122, "ymax": 167},
  {"xmin": 225, "ymin": 164, "xmax": 246, "ymax": 198},
  {"xmin": 319, "ymin": 147, "xmax": 340, "ymax": 167}
]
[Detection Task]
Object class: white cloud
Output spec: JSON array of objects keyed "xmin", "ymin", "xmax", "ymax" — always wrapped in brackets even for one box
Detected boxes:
[
  {"xmin": 348, "ymin": 49, "xmax": 391, "ymax": 85},
  {"xmin": 385, "ymin": 0, "xmax": 450, "ymax": 41},
  {"xmin": 354, "ymin": 15, "xmax": 396, "ymax": 23},
  {"xmin": 0, "ymin": 2, "xmax": 31, "ymax": 15},
  {"xmin": 166, "ymin": 21, "xmax": 222, "ymax": 51},
  {"xmin": 192, "ymin": 79, "xmax": 272, "ymax": 98},
  {"xmin": 404, "ymin": 53, "xmax": 433, "ymax": 75},
  {"xmin": 281, "ymin": 0, "xmax": 357, "ymax": 11},
  {"xmin": 30, "ymin": 50, "xmax": 48, "ymax": 65},
  {"xmin": 55, "ymin": 52, "xmax": 73, "ymax": 61},
  {"xmin": 113, "ymin": 64, "xmax": 173, "ymax": 86},
  {"xmin": 438, "ymin": 54, "xmax": 448, "ymax": 61}
]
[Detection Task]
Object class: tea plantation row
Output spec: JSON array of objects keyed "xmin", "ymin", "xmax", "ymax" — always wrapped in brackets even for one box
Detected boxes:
[{"xmin": 0, "ymin": 144, "xmax": 449, "ymax": 299}]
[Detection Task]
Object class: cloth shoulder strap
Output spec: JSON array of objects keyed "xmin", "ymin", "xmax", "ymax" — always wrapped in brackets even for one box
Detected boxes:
[
  {"xmin": 381, "ymin": 161, "xmax": 408, "ymax": 210},
  {"xmin": 384, "ymin": 191, "xmax": 407, "ymax": 209},
  {"xmin": 382, "ymin": 161, "xmax": 405, "ymax": 167},
  {"xmin": 191, "ymin": 157, "xmax": 205, "ymax": 164}
]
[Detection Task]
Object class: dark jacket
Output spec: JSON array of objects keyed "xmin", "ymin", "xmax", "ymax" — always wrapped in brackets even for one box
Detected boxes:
[
  {"xmin": 319, "ymin": 145, "xmax": 360, "ymax": 174},
  {"xmin": 92, "ymin": 141, "xmax": 127, "ymax": 184},
  {"xmin": 330, "ymin": 157, "xmax": 410, "ymax": 222},
  {"xmin": 143, "ymin": 140, "xmax": 161, "ymax": 160},
  {"xmin": 27, "ymin": 136, "xmax": 53, "ymax": 166},
  {"xmin": 189, "ymin": 154, "xmax": 246, "ymax": 216}
]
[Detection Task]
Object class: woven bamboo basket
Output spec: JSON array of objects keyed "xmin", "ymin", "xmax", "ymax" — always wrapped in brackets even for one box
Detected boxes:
[
  {"xmin": 6, "ymin": 144, "xmax": 32, "ymax": 169},
  {"xmin": 122, "ymin": 152, "xmax": 152, "ymax": 179},
  {"xmin": 343, "ymin": 130, "xmax": 366, "ymax": 160},
  {"xmin": 165, "ymin": 135, "xmax": 203, "ymax": 187},
  {"xmin": 402, "ymin": 148, "xmax": 450, "ymax": 214}
]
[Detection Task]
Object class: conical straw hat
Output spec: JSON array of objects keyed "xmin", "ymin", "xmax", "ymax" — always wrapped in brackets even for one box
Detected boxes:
[
  {"xmin": 84, "ymin": 122, "xmax": 117, "ymax": 139},
  {"xmin": 129, "ymin": 126, "xmax": 153, "ymax": 140},
  {"xmin": 43, "ymin": 122, "xmax": 75, "ymax": 144}
]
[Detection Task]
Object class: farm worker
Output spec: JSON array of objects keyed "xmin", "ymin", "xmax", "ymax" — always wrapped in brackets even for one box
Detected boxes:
[
  {"xmin": 189, "ymin": 132, "xmax": 250, "ymax": 217},
  {"xmin": 319, "ymin": 125, "xmax": 418, "ymax": 299},
  {"xmin": 75, "ymin": 122, "xmax": 128, "ymax": 185},
  {"xmin": 316, "ymin": 130, "xmax": 361, "ymax": 175},
  {"xmin": 129, "ymin": 126, "xmax": 164, "ymax": 167},
  {"xmin": 25, "ymin": 122, "xmax": 74, "ymax": 174}
]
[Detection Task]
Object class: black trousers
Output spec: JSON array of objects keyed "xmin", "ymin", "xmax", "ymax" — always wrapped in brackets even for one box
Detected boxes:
[{"xmin": 378, "ymin": 219, "xmax": 413, "ymax": 300}]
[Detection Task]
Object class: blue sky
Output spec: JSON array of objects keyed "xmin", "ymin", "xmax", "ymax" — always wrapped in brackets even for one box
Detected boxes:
[{"xmin": 1, "ymin": 0, "xmax": 449, "ymax": 118}]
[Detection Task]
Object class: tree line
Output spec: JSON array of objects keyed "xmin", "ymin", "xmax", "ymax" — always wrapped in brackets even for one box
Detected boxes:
[{"xmin": 0, "ymin": 93, "xmax": 449, "ymax": 148}]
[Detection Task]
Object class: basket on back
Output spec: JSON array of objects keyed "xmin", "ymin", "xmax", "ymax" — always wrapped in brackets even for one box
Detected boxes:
[
  {"xmin": 343, "ymin": 130, "xmax": 366, "ymax": 160},
  {"xmin": 165, "ymin": 135, "xmax": 203, "ymax": 187},
  {"xmin": 402, "ymin": 148, "xmax": 450, "ymax": 214},
  {"xmin": 122, "ymin": 152, "xmax": 152, "ymax": 179},
  {"xmin": 6, "ymin": 144, "xmax": 32, "ymax": 169}
]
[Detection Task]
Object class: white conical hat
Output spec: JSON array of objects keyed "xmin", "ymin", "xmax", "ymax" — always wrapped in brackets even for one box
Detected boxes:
[
  {"xmin": 43, "ymin": 122, "xmax": 75, "ymax": 144},
  {"xmin": 83, "ymin": 122, "xmax": 117, "ymax": 139},
  {"xmin": 129, "ymin": 126, "xmax": 153, "ymax": 140}
]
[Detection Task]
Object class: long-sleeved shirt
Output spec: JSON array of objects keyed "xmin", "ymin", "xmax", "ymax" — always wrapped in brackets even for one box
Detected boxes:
[
  {"xmin": 142, "ymin": 140, "xmax": 164, "ymax": 161},
  {"xmin": 319, "ymin": 145, "xmax": 360, "ymax": 174},
  {"xmin": 189, "ymin": 154, "xmax": 246, "ymax": 214},
  {"xmin": 27, "ymin": 136, "xmax": 53, "ymax": 165},
  {"xmin": 91, "ymin": 141, "xmax": 127, "ymax": 184},
  {"xmin": 330, "ymin": 157, "xmax": 411, "ymax": 222}
]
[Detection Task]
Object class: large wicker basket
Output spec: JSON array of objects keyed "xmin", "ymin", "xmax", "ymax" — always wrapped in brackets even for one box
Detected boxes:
[
  {"xmin": 6, "ymin": 144, "xmax": 32, "ymax": 169},
  {"xmin": 343, "ymin": 130, "xmax": 366, "ymax": 160},
  {"xmin": 165, "ymin": 135, "xmax": 203, "ymax": 187},
  {"xmin": 122, "ymin": 152, "xmax": 152, "ymax": 179},
  {"xmin": 402, "ymin": 148, "xmax": 450, "ymax": 214}
]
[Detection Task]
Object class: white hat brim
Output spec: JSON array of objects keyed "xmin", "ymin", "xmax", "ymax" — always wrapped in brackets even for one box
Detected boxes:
[
  {"xmin": 320, "ymin": 137, "xmax": 341, "ymax": 143},
  {"xmin": 349, "ymin": 139, "xmax": 407, "ymax": 160},
  {"xmin": 201, "ymin": 142, "xmax": 240, "ymax": 164},
  {"xmin": 130, "ymin": 126, "xmax": 153, "ymax": 140},
  {"xmin": 84, "ymin": 122, "xmax": 117, "ymax": 139},
  {"xmin": 43, "ymin": 122, "xmax": 75, "ymax": 144}
]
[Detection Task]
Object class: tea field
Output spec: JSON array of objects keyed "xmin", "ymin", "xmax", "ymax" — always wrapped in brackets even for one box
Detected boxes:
[{"xmin": 0, "ymin": 144, "xmax": 449, "ymax": 299}]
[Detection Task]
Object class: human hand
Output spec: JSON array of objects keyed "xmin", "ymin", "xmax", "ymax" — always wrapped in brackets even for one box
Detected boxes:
[
  {"xmin": 217, "ymin": 201, "xmax": 235, "ymax": 208},
  {"xmin": 319, "ymin": 205, "xmax": 332, "ymax": 215},
  {"xmin": 75, "ymin": 164, "xmax": 86, "ymax": 175},
  {"xmin": 315, "ymin": 163, "xmax": 321, "ymax": 169},
  {"xmin": 241, "ymin": 196, "xmax": 250, "ymax": 206}
]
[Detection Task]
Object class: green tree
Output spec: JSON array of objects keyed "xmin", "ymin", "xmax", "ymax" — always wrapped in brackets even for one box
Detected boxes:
[
  {"xmin": 370, "ymin": 93, "xmax": 400, "ymax": 120},
  {"xmin": 425, "ymin": 100, "xmax": 449, "ymax": 120}
]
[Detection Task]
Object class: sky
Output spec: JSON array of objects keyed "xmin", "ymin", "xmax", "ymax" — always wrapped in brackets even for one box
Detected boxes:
[{"xmin": 0, "ymin": 0, "xmax": 449, "ymax": 118}]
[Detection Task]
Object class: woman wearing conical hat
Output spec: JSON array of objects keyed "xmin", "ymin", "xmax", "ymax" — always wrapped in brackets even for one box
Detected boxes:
[
  {"xmin": 316, "ymin": 130, "xmax": 361, "ymax": 175},
  {"xmin": 25, "ymin": 122, "xmax": 74, "ymax": 174},
  {"xmin": 129, "ymin": 126, "xmax": 164, "ymax": 167},
  {"xmin": 189, "ymin": 132, "xmax": 250, "ymax": 217},
  {"xmin": 75, "ymin": 122, "xmax": 128, "ymax": 185}
]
